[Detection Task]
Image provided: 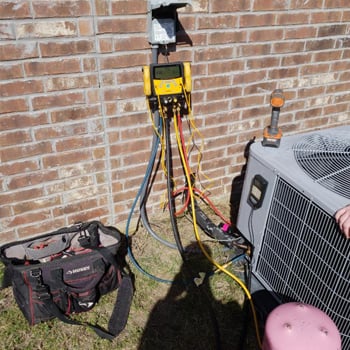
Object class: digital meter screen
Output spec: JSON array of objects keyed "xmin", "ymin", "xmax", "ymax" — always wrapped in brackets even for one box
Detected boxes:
[{"xmin": 153, "ymin": 64, "xmax": 182, "ymax": 80}]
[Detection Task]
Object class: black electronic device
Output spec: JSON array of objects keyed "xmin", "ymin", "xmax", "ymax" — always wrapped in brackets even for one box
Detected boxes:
[{"xmin": 248, "ymin": 175, "xmax": 268, "ymax": 209}]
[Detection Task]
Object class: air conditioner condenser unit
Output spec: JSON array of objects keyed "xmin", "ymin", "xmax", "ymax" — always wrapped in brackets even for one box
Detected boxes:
[{"xmin": 236, "ymin": 125, "xmax": 350, "ymax": 349}]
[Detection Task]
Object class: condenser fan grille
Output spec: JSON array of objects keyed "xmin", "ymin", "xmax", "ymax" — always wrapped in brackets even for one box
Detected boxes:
[{"xmin": 293, "ymin": 133, "xmax": 350, "ymax": 199}]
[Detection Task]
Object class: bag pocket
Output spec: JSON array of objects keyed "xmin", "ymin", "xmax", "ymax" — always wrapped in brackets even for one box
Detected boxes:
[
  {"xmin": 47, "ymin": 255, "xmax": 107, "ymax": 314},
  {"xmin": 12, "ymin": 269, "xmax": 56, "ymax": 325}
]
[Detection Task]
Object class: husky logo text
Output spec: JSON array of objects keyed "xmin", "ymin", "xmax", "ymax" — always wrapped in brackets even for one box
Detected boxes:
[{"xmin": 66, "ymin": 266, "xmax": 91, "ymax": 275}]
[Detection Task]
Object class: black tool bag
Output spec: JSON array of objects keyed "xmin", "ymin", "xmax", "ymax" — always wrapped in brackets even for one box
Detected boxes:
[{"xmin": 0, "ymin": 221, "xmax": 133, "ymax": 340}]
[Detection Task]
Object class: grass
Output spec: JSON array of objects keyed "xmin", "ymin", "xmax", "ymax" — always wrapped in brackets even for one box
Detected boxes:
[{"xmin": 0, "ymin": 201, "xmax": 259, "ymax": 350}]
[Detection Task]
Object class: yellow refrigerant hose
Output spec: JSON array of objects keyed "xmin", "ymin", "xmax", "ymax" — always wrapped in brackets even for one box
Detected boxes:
[{"xmin": 173, "ymin": 111, "xmax": 263, "ymax": 349}]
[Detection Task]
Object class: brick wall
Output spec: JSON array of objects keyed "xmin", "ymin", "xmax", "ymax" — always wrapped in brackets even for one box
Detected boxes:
[{"xmin": 1, "ymin": 0, "xmax": 350, "ymax": 242}]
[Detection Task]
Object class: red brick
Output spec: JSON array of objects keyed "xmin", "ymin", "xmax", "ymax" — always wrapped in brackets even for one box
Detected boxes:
[
  {"xmin": 240, "ymin": 43, "xmax": 272, "ymax": 56},
  {"xmin": 111, "ymin": 0, "xmax": 147, "ymax": 14},
  {"xmin": 46, "ymin": 74, "xmax": 98, "ymax": 92},
  {"xmin": 32, "ymin": 1, "xmax": 91, "ymax": 17},
  {"xmin": 286, "ymin": 26, "xmax": 317, "ymax": 40},
  {"xmin": 0, "ymin": 206, "xmax": 12, "ymax": 220},
  {"xmin": 67, "ymin": 208, "xmax": 110, "ymax": 226},
  {"xmin": 233, "ymin": 70, "xmax": 267, "ymax": 85},
  {"xmin": 0, "ymin": 79, "xmax": 43, "ymax": 97},
  {"xmin": 0, "ymin": 63, "xmax": 23, "ymax": 80},
  {"xmin": 342, "ymin": 10, "xmax": 350, "ymax": 22},
  {"xmin": 8, "ymin": 171, "xmax": 59, "ymax": 192},
  {"xmin": 207, "ymin": 87, "xmax": 242, "ymax": 102},
  {"xmin": 0, "ymin": 2, "xmax": 31, "ymax": 18},
  {"xmin": 194, "ymin": 101, "xmax": 230, "ymax": 116},
  {"xmin": 53, "ymin": 198, "xmax": 98, "ymax": 216},
  {"xmin": 232, "ymin": 95, "xmax": 265, "ymax": 109},
  {"xmin": 194, "ymin": 75, "xmax": 231, "ymax": 90},
  {"xmin": 195, "ymin": 47, "xmax": 234, "ymax": 62},
  {"xmin": 289, "ymin": 0, "xmax": 322, "ymax": 9},
  {"xmin": 211, "ymin": 0, "xmax": 250, "ymax": 12},
  {"xmin": 281, "ymin": 53, "xmax": 312, "ymax": 66},
  {"xmin": 97, "ymin": 18, "xmax": 147, "ymax": 34},
  {"xmin": 56, "ymin": 135, "xmax": 104, "ymax": 152},
  {"xmin": 100, "ymin": 52, "xmax": 149, "ymax": 69},
  {"xmin": 246, "ymin": 56, "xmax": 279, "ymax": 69},
  {"xmin": 240, "ymin": 14, "xmax": 276, "ymax": 28},
  {"xmin": 311, "ymin": 11, "xmax": 342, "ymax": 23},
  {"xmin": 82, "ymin": 57, "xmax": 97, "ymax": 72},
  {"xmin": 40, "ymin": 39, "xmax": 95, "ymax": 57},
  {"xmin": 198, "ymin": 15, "xmax": 238, "ymax": 29},
  {"xmin": 110, "ymin": 139, "xmax": 150, "ymax": 157},
  {"xmin": 34, "ymin": 122, "xmax": 88, "ymax": 141},
  {"xmin": 24, "ymin": 58, "xmax": 81, "ymax": 76},
  {"xmin": 318, "ymin": 24, "xmax": 347, "ymax": 37},
  {"xmin": 275, "ymin": 12, "xmax": 309, "ymax": 25},
  {"xmin": 323, "ymin": 0, "xmax": 348, "ymax": 7},
  {"xmin": 103, "ymin": 85, "xmax": 143, "ymax": 101},
  {"xmin": 326, "ymin": 82, "xmax": 350, "ymax": 94},
  {"xmin": 78, "ymin": 19, "xmax": 94, "ymax": 36},
  {"xmin": 273, "ymin": 41, "xmax": 305, "ymax": 54},
  {"xmin": 209, "ymin": 31, "xmax": 247, "ymax": 45},
  {"xmin": 32, "ymin": 91, "xmax": 85, "ymax": 110},
  {"xmin": 95, "ymin": 0, "xmax": 109, "ymax": 15},
  {"xmin": 9, "ymin": 211, "xmax": 53, "ymax": 227},
  {"xmin": 16, "ymin": 219, "xmax": 64, "ymax": 239},
  {"xmin": 300, "ymin": 63, "xmax": 330, "ymax": 75},
  {"xmin": 0, "ymin": 130, "xmax": 32, "ymax": 147},
  {"xmin": 0, "ymin": 141, "xmax": 53, "ymax": 162},
  {"xmin": 51, "ymin": 105, "xmax": 101, "ymax": 123},
  {"xmin": 313, "ymin": 50, "xmax": 342, "ymax": 62},
  {"xmin": 0, "ymin": 42, "xmax": 38, "ymax": 61},
  {"xmin": 0, "ymin": 112, "xmax": 48, "ymax": 131},
  {"xmin": 0, "ymin": 98, "xmax": 28, "ymax": 114},
  {"xmin": 0, "ymin": 160, "xmax": 39, "ymax": 176},
  {"xmin": 16, "ymin": 21, "xmax": 77, "ymax": 39},
  {"xmin": 99, "ymin": 38, "xmax": 114, "ymax": 53},
  {"xmin": 114, "ymin": 36, "xmax": 149, "ymax": 51},
  {"xmin": 0, "ymin": 187, "xmax": 45, "ymax": 206},
  {"xmin": 249, "ymin": 28, "xmax": 284, "ymax": 42},
  {"xmin": 0, "ymin": 23, "xmax": 15, "ymax": 40},
  {"xmin": 42, "ymin": 150, "xmax": 91, "ymax": 168},
  {"xmin": 253, "ymin": 0, "xmax": 291, "ymax": 10},
  {"xmin": 305, "ymin": 38, "xmax": 336, "ymax": 51},
  {"xmin": 268, "ymin": 67, "xmax": 298, "ymax": 79},
  {"xmin": 116, "ymin": 70, "xmax": 138, "ymax": 85},
  {"xmin": 208, "ymin": 60, "xmax": 245, "ymax": 75}
]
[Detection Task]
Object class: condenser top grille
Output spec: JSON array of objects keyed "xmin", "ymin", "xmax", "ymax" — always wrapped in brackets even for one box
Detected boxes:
[{"xmin": 293, "ymin": 133, "xmax": 350, "ymax": 199}]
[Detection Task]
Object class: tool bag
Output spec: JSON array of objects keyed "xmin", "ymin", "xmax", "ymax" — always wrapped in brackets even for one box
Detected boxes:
[{"xmin": 0, "ymin": 221, "xmax": 133, "ymax": 340}]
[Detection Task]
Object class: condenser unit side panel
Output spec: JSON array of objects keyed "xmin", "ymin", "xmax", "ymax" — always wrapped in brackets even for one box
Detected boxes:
[
  {"xmin": 236, "ymin": 153, "xmax": 278, "ymax": 257},
  {"xmin": 254, "ymin": 176, "xmax": 350, "ymax": 349}
]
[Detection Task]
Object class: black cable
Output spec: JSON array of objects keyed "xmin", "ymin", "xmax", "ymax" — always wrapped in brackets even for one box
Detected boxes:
[
  {"xmin": 165, "ymin": 116, "xmax": 186, "ymax": 259},
  {"xmin": 139, "ymin": 117, "xmax": 177, "ymax": 249},
  {"xmin": 237, "ymin": 258, "xmax": 252, "ymax": 350}
]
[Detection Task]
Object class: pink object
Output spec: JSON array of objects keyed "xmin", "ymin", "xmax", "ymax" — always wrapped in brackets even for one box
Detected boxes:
[
  {"xmin": 221, "ymin": 223, "xmax": 230, "ymax": 232},
  {"xmin": 262, "ymin": 302, "xmax": 341, "ymax": 350}
]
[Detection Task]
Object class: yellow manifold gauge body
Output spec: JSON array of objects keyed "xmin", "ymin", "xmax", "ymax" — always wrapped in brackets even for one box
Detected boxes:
[
  {"xmin": 153, "ymin": 75, "xmax": 183, "ymax": 96},
  {"xmin": 143, "ymin": 62, "xmax": 191, "ymax": 97},
  {"xmin": 143, "ymin": 61, "xmax": 191, "ymax": 115}
]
